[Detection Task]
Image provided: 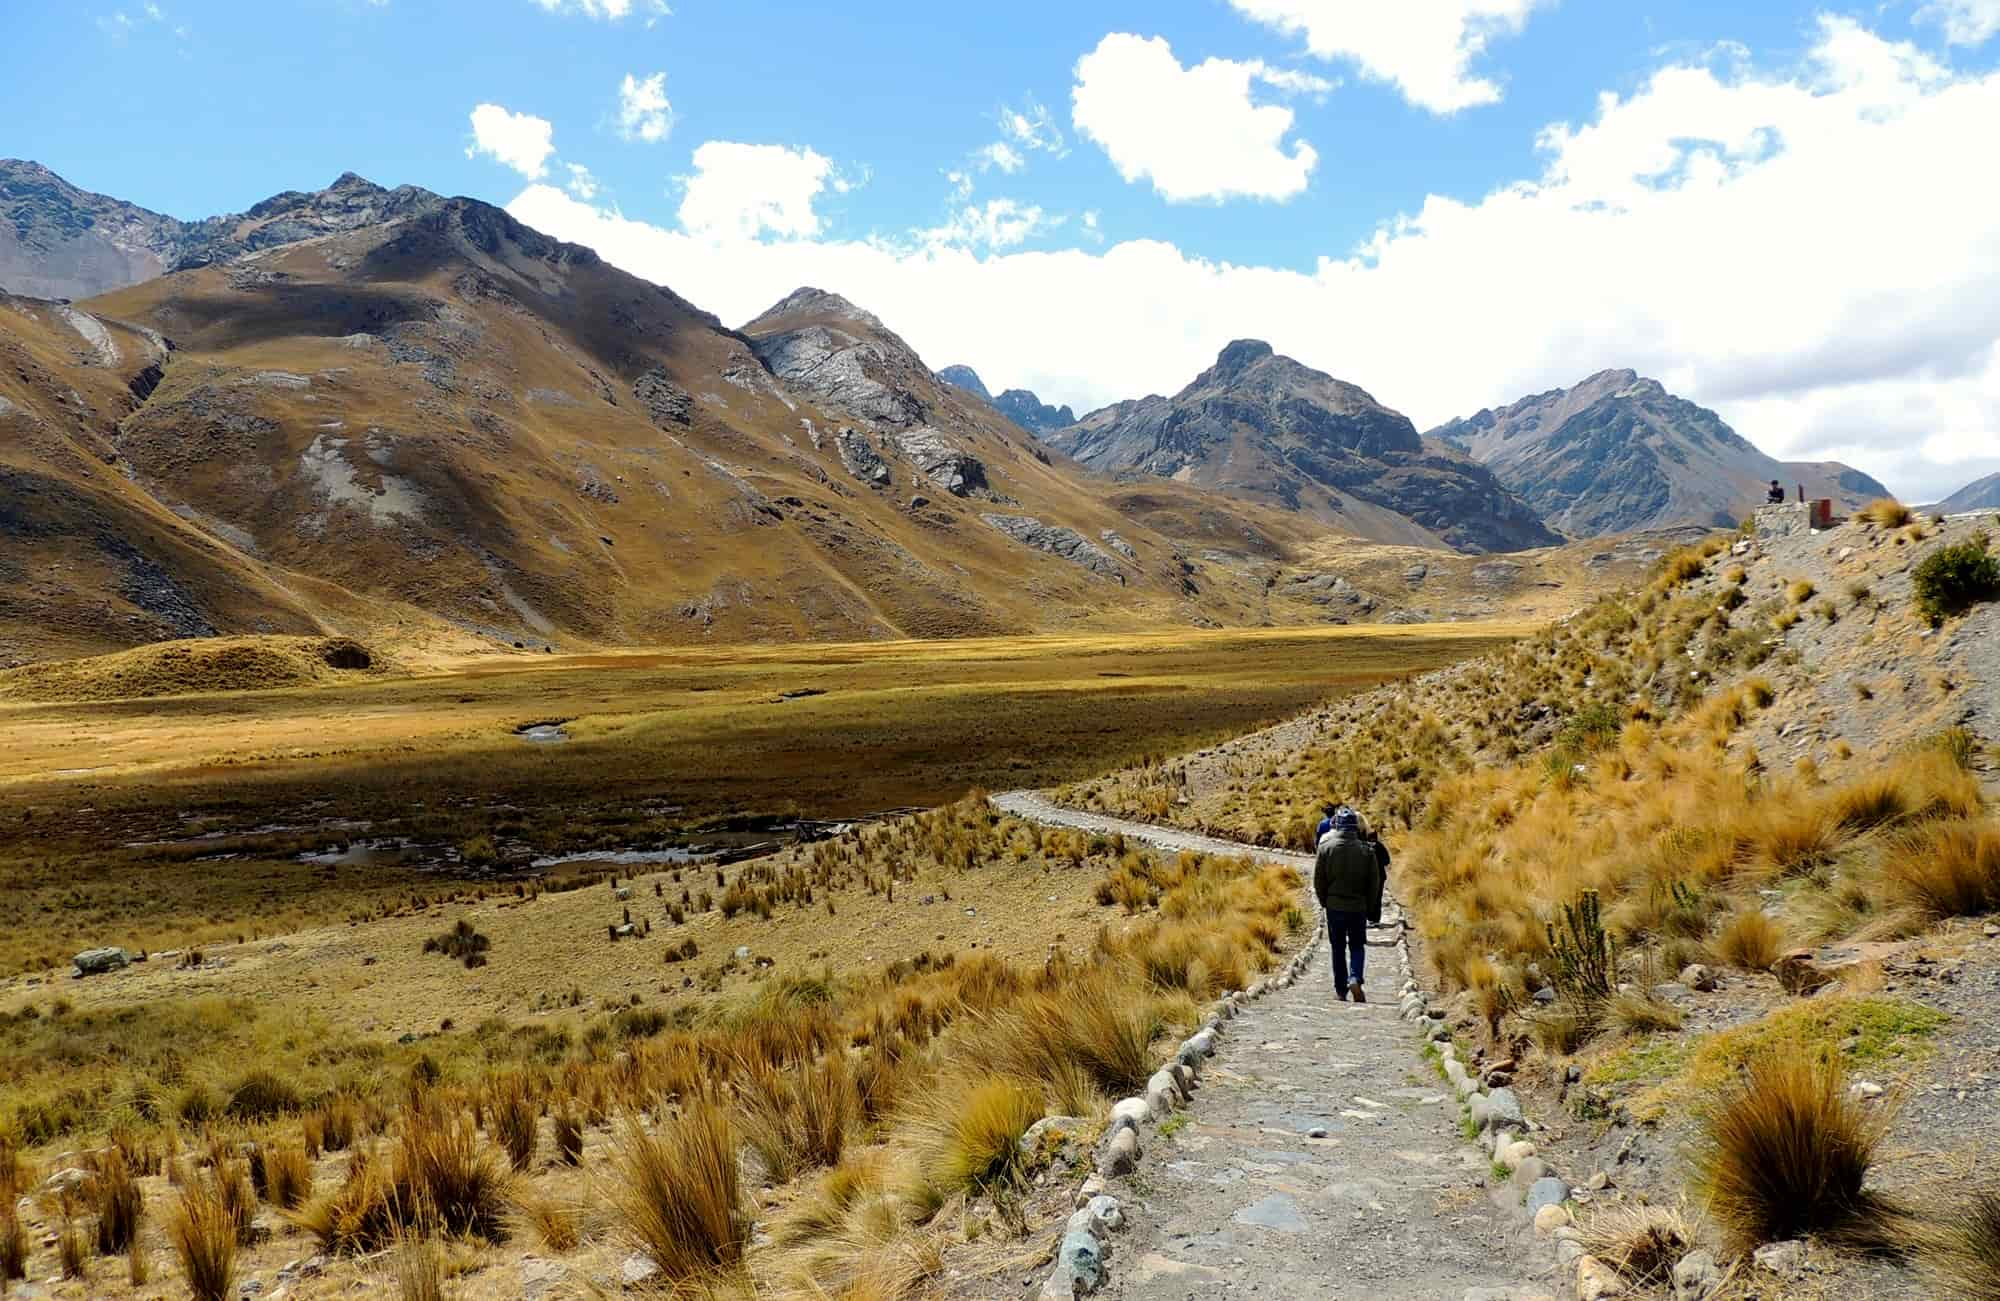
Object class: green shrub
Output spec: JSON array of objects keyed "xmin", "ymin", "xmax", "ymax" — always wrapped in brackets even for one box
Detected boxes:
[{"xmin": 1912, "ymin": 538, "xmax": 2000, "ymax": 624}]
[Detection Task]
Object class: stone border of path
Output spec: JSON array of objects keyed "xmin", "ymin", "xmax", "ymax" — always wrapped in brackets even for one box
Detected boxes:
[
  {"xmin": 1031, "ymin": 917, "xmax": 1327, "ymax": 1299},
  {"xmin": 1395, "ymin": 928, "xmax": 1627, "ymax": 1300}
]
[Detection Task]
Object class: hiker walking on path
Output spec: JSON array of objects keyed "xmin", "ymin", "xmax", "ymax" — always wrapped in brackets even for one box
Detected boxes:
[{"xmin": 1315, "ymin": 806, "xmax": 1387, "ymax": 1003}]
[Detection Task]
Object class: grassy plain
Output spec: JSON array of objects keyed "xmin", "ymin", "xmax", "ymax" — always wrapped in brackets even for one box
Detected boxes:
[{"xmin": 0, "ymin": 623, "xmax": 1519, "ymax": 976}]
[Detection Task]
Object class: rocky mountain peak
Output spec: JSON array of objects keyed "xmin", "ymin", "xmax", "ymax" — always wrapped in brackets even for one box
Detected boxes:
[
  {"xmin": 751, "ymin": 286, "xmax": 885, "ymax": 332},
  {"xmin": 1204, "ymin": 339, "xmax": 1276, "ymax": 384},
  {"xmin": 938, "ymin": 365, "xmax": 991, "ymax": 401}
]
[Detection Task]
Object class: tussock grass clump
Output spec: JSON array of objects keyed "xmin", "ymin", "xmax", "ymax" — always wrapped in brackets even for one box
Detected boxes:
[
  {"xmin": 168, "ymin": 1174, "xmax": 239, "ymax": 1301},
  {"xmin": 291, "ymin": 1102, "xmax": 514, "ymax": 1252},
  {"xmin": 488, "ymin": 1075, "xmax": 539, "ymax": 1172},
  {"xmin": 1713, "ymin": 909, "xmax": 1786, "ymax": 971},
  {"xmin": 956, "ymin": 966, "xmax": 1162, "ymax": 1100},
  {"xmin": 906, "ymin": 1076, "xmax": 1040, "ymax": 1212},
  {"xmin": 552, "ymin": 1107, "xmax": 583, "ymax": 1166},
  {"xmin": 0, "ymin": 1195, "xmax": 27, "ymax": 1284},
  {"xmin": 612, "ymin": 1102, "xmax": 747, "ymax": 1284},
  {"xmin": 516, "ymin": 1193, "xmax": 582, "ymax": 1253},
  {"xmin": 1920, "ymin": 1187, "xmax": 2000, "ymax": 1300},
  {"xmin": 225, "ymin": 1068, "xmax": 303, "ymax": 1121},
  {"xmin": 739, "ymin": 1054, "xmax": 857, "ymax": 1183},
  {"xmin": 1857, "ymin": 498, "xmax": 1913, "ymax": 528},
  {"xmin": 264, "ymin": 1142, "xmax": 313, "ymax": 1211},
  {"xmin": 1691, "ymin": 1053, "xmax": 1897, "ymax": 1252},
  {"xmin": 1875, "ymin": 818, "xmax": 2000, "ymax": 920},
  {"xmin": 393, "ymin": 1233, "xmax": 445, "ymax": 1301},
  {"xmin": 88, "ymin": 1147, "xmax": 144, "ymax": 1255},
  {"xmin": 1578, "ymin": 1201, "xmax": 1696, "ymax": 1285}
]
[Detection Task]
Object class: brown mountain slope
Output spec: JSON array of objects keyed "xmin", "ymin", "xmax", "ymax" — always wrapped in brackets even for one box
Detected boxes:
[
  {"xmin": 51, "ymin": 192, "xmax": 1298, "ymax": 654},
  {"xmin": 0, "ymin": 290, "xmax": 368, "ymax": 664}
]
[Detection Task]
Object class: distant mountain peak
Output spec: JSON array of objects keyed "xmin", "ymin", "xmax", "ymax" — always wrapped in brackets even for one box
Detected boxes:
[
  {"xmin": 1205, "ymin": 339, "xmax": 1275, "ymax": 382},
  {"xmin": 1428, "ymin": 371, "xmax": 1887, "ymax": 536},
  {"xmin": 938, "ymin": 365, "xmax": 991, "ymax": 401},
  {"xmin": 754, "ymin": 286, "xmax": 884, "ymax": 331}
]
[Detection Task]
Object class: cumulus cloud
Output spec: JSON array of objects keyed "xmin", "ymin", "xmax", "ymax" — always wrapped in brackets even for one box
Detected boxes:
[
  {"xmin": 509, "ymin": 18, "xmax": 2000, "ymax": 500},
  {"xmin": 677, "ymin": 141, "xmax": 835, "ymax": 241},
  {"xmin": 1229, "ymin": 0, "xmax": 1547, "ymax": 113},
  {"xmin": 465, "ymin": 103, "xmax": 556, "ymax": 179},
  {"xmin": 565, "ymin": 163, "xmax": 599, "ymax": 199},
  {"xmin": 1071, "ymin": 33, "xmax": 1319, "ymax": 202},
  {"xmin": 1918, "ymin": 0, "xmax": 2000, "ymax": 45},
  {"xmin": 617, "ymin": 71, "xmax": 673, "ymax": 143}
]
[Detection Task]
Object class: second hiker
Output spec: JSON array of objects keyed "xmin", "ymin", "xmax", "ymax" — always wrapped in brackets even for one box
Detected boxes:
[{"xmin": 1314, "ymin": 805, "xmax": 1387, "ymax": 1003}]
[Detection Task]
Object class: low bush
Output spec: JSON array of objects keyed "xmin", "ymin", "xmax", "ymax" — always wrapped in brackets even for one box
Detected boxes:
[
  {"xmin": 1912, "ymin": 537, "xmax": 2000, "ymax": 624},
  {"xmin": 1713, "ymin": 909, "xmax": 1786, "ymax": 971},
  {"xmin": 422, "ymin": 919, "xmax": 490, "ymax": 969},
  {"xmin": 225, "ymin": 1068, "xmax": 302, "ymax": 1121},
  {"xmin": 1876, "ymin": 819, "xmax": 2000, "ymax": 920},
  {"xmin": 1857, "ymin": 498, "xmax": 1913, "ymax": 528}
]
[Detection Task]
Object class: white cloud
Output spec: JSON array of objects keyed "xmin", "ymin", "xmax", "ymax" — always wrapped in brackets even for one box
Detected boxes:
[
  {"xmin": 976, "ymin": 141, "xmax": 1025, "ymax": 174},
  {"xmin": 509, "ymin": 19, "xmax": 2000, "ymax": 501},
  {"xmin": 529, "ymin": 0, "xmax": 669, "ymax": 18},
  {"xmin": 677, "ymin": 141, "xmax": 835, "ymax": 241},
  {"xmin": 1071, "ymin": 33, "xmax": 1318, "ymax": 202},
  {"xmin": 1229, "ymin": 0, "xmax": 1548, "ymax": 113},
  {"xmin": 465, "ymin": 103, "xmax": 556, "ymax": 179},
  {"xmin": 997, "ymin": 98, "xmax": 1067, "ymax": 157},
  {"xmin": 565, "ymin": 163, "xmax": 599, "ymax": 200},
  {"xmin": 617, "ymin": 71, "xmax": 673, "ymax": 143},
  {"xmin": 921, "ymin": 199, "xmax": 1058, "ymax": 252},
  {"xmin": 1918, "ymin": 0, "xmax": 2000, "ymax": 45}
]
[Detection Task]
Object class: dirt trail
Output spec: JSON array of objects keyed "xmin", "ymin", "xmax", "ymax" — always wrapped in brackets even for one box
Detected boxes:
[{"xmin": 993, "ymin": 792, "xmax": 1552, "ymax": 1301}]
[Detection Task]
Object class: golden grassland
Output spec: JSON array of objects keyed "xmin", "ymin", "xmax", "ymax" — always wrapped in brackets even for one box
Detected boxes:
[
  {"xmin": 0, "ymin": 623, "xmax": 1514, "ymax": 976},
  {"xmin": 1081, "ymin": 523, "xmax": 2000, "ymax": 1290},
  {"xmin": 0, "ymin": 798, "xmax": 1307, "ymax": 1300}
]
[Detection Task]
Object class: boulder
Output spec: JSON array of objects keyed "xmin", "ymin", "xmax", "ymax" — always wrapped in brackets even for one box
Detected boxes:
[
  {"xmin": 72, "ymin": 947, "xmax": 130, "ymax": 977},
  {"xmin": 1144, "ymin": 1071, "xmax": 1180, "ymax": 1117},
  {"xmin": 1098, "ymin": 1126, "xmax": 1140, "ymax": 1176},
  {"xmin": 896, "ymin": 427, "xmax": 989, "ymax": 496},
  {"xmin": 1524, "ymin": 1175, "xmax": 1569, "ymax": 1214},
  {"xmin": 1576, "ymin": 1255, "xmax": 1626, "ymax": 1299}
]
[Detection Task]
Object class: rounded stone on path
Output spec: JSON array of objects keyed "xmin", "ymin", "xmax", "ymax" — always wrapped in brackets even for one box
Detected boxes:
[
  {"xmin": 1483, "ymin": 1087, "xmax": 1524, "ymax": 1130},
  {"xmin": 1533, "ymin": 1202, "xmax": 1572, "ymax": 1234},
  {"xmin": 1046, "ymin": 1229, "xmax": 1105, "ymax": 1297},
  {"xmin": 1084, "ymin": 1194, "xmax": 1124, "ymax": 1233},
  {"xmin": 1109, "ymin": 1098, "xmax": 1149, "ymax": 1132},
  {"xmin": 1074, "ymin": 1174, "xmax": 1108, "ymax": 1208},
  {"xmin": 1145, "ymin": 1071, "xmax": 1180, "ymax": 1116},
  {"xmin": 1497, "ymin": 1139, "xmax": 1536, "ymax": 1170},
  {"xmin": 1752, "ymin": 1240, "xmax": 1806, "ymax": 1278},
  {"xmin": 1525, "ymin": 1176, "xmax": 1568, "ymax": 1214},
  {"xmin": 1673, "ymin": 1249, "xmax": 1722, "ymax": 1301},
  {"xmin": 1576, "ymin": 1254, "xmax": 1627, "ymax": 1299},
  {"xmin": 1511, "ymin": 1157, "xmax": 1549, "ymax": 1191},
  {"xmin": 1099, "ymin": 1127, "xmax": 1140, "ymax": 1176}
]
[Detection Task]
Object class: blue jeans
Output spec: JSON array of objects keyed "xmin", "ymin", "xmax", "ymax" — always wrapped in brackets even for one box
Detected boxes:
[{"xmin": 1326, "ymin": 909, "xmax": 1368, "ymax": 993}]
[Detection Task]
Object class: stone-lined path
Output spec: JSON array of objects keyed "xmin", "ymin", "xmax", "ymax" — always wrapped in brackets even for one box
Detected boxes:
[{"xmin": 993, "ymin": 792, "xmax": 1551, "ymax": 1301}]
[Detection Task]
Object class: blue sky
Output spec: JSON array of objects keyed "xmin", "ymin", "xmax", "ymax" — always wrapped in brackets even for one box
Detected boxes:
[{"xmin": 7, "ymin": 0, "xmax": 2000, "ymax": 498}]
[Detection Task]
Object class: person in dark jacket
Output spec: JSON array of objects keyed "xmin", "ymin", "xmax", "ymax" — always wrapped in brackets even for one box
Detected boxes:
[
  {"xmin": 1314, "ymin": 806, "xmax": 1385, "ymax": 1003},
  {"xmin": 1317, "ymin": 804, "xmax": 1391, "ymax": 921}
]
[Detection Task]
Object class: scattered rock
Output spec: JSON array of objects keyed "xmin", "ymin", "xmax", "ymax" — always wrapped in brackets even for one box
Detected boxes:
[
  {"xmin": 632, "ymin": 366, "xmax": 693, "ymax": 427},
  {"xmin": 1525, "ymin": 1175, "xmax": 1569, "ymax": 1215},
  {"xmin": 1672, "ymin": 1250, "xmax": 1722, "ymax": 1301},
  {"xmin": 1576, "ymin": 1254, "xmax": 1626, "ymax": 1299},
  {"xmin": 1752, "ymin": 1239, "xmax": 1807, "ymax": 1278},
  {"xmin": 620, "ymin": 1253, "xmax": 661, "ymax": 1287},
  {"xmin": 1679, "ymin": 963, "xmax": 1717, "ymax": 992},
  {"xmin": 520, "ymin": 1257, "xmax": 570, "ymax": 1301},
  {"xmin": 1775, "ymin": 950, "xmax": 1835, "ymax": 995},
  {"xmin": 1534, "ymin": 1202, "xmax": 1572, "ymax": 1234},
  {"xmin": 1099, "ymin": 1127, "xmax": 1140, "ymax": 1176}
]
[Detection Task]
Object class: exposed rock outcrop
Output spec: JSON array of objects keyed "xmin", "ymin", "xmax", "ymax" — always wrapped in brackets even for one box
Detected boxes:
[
  {"xmin": 983, "ymin": 514, "xmax": 1123, "ymax": 580},
  {"xmin": 632, "ymin": 366, "xmax": 693, "ymax": 427},
  {"xmin": 896, "ymin": 427, "xmax": 987, "ymax": 497},
  {"xmin": 835, "ymin": 427, "xmax": 892, "ymax": 488}
]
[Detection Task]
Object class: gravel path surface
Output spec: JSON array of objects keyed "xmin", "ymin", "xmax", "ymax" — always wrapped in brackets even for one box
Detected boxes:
[{"xmin": 994, "ymin": 793, "xmax": 1551, "ymax": 1301}]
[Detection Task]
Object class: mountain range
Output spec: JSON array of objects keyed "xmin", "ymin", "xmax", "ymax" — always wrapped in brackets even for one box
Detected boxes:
[
  {"xmin": 1426, "ymin": 368, "xmax": 1888, "ymax": 535},
  {"xmin": 937, "ymin": 365, "xmax": 1076, "ymax": 434},
  {"xmin": 3, "ymin": 165, "xmax": 1344, "ymax": 664},
  {"xmin": 1046, "ymin": 340, "xmax": 1561, "ymax": 553},
  {"xmin": 1936, "ymin": 472, "xmax": 2000, "ymax": 513},
  {"xmin": 0, "ymin": 158, "xmax": 1911, "ymax": 664}
]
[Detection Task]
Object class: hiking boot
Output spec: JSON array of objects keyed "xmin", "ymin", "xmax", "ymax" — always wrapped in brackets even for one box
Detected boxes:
[
  {"xmin": 1334, "ymin": 986, "xmax": 1350, "ymax": 1003},
  {"xmin": 1351, "ymin": 983, "xmax": 1367, "ymax": 1004}
]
